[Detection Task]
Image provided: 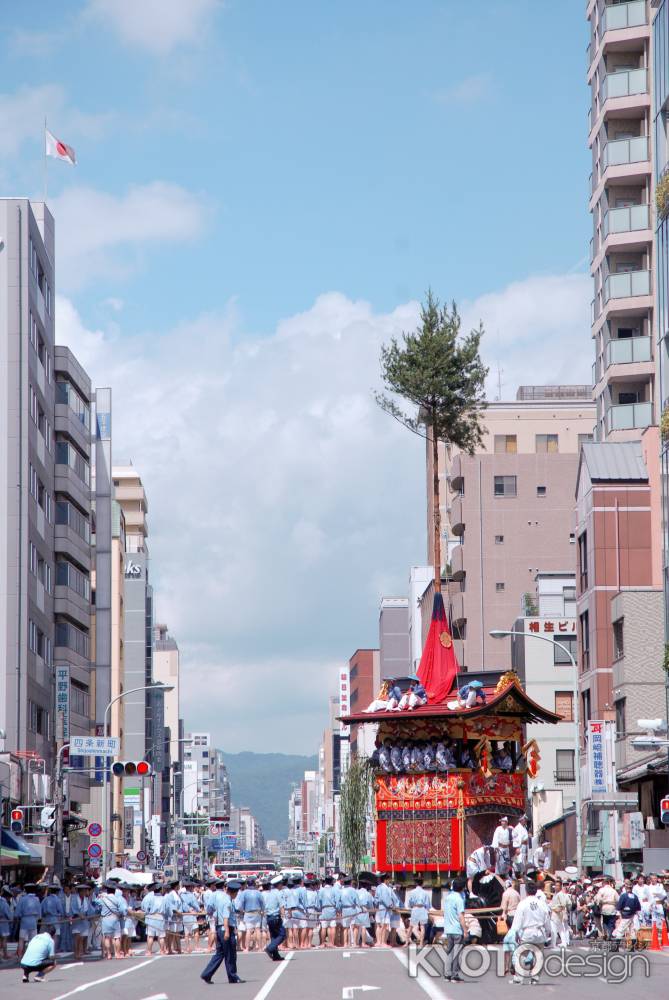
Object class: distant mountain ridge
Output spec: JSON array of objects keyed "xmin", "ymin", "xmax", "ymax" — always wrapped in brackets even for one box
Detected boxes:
[{"xmin": 222, "ymin": 750, "xmax": 318, "ymax": 842}]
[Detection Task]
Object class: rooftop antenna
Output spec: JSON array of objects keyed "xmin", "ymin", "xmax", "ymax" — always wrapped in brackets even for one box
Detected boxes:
[{"xmin": 495, "ymin": 361, "xmax": 504, "ymax": 402}]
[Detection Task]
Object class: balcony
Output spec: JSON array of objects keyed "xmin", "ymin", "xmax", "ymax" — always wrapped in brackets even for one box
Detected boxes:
[
  {"xmin": 606, "ymin": 399, "xmax": 653, "ymax": 432},
  {"xmin": 553, "ymin": 770, "xmax": 576, "ymax": 785},
  {"xmin": 601, "ymin": 135, "xmax": 649, "ymax": 170},
  {"xmin": 605, "ymin": 336, "xmax": 651, "ymax": 367},
  {"xmin": 451, "ymin": 543, "xmax": 465, "ymax": 582},
  {"xmin": 600, "ymin": 0, "xmax": 647, "ymax": 36},
  {"xmin": 603, "ymin": 269, "xmax": 651, "ymax": 302},
  {"xmin": 600, "ymin": 67, "xmax": 647, "ymax": 103},
  {"xmin": 450, "ymin": 496, "xmax": 465, "ymax": 536},
  {"xmin": 602, "ymin": 203, "xmax": 649, "ymax": 238}
]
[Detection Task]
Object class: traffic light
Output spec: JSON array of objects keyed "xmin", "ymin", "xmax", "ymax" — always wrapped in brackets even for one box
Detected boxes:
[
  {"xmin": 661, "ymin": 797, "xmax": 669, "ymax": 826},
  {"xmin": 111, "ymin": 761, "xmax": 152, "ymax": 777},
  {"xmin": 11, "ymin": 808, "xmax": 24, "ymax": 834}
]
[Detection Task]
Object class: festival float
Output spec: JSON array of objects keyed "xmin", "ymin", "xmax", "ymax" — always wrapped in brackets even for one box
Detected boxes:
[{"xmin": 339, "ymin": 593, "xmax": 560, "ymax": 882}]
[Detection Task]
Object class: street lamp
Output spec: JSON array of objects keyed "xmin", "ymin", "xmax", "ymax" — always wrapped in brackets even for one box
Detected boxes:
[
  {"xmin": 101, "ymin": 682, "xmax": 174, "ymax": 879},
  {"xmin": 489, "ymin": 628, "xmax": 583, "ymax": 874}
]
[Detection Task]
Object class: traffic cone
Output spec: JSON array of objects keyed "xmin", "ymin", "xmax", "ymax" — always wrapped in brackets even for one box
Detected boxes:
[
  {"xmin": 661, "ymin": 920, "xmax": 669, "ymax": 949},
  {"xmin": 649, "ymin": 922, "xmax": 662, "ymax": 952}
]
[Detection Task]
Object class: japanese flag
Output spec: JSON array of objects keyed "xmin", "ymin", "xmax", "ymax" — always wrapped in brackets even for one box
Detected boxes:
[{"xmin": 45, "ymin": 128, "xmax": 76, "ymax": 165}]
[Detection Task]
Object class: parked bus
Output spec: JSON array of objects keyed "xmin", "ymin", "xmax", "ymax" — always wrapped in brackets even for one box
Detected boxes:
[{"xmin": 211, "ymin": 860, "xmax": 278, "ymax": 880}]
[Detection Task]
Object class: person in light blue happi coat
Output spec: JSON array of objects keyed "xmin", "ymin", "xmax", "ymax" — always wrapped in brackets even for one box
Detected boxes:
[
  {"xmin": 40, "ymin": 886, "xmax": 64, "ymax": 948},
  {"xmin": 317, "ymin": 876, "xmax": 338, "ymax": 948},
  {"xmin": 179, "ymin": 880, "xmax": 201, "ymax": 954},
  {"xmin": 70, "ymin": 884, "xmax": 94, "ymax": 960},
  {"xmin": 143, "ymin": 883, "xmax": 167, "ymax": 956},
  {"xmin": 0, "ymin": 886, "xmax": 12, "ymax": 960},
  {"xmin": 352, "ymin": 881, "xmax": 374, "ymax": 949},
  {"xmin": 339, "ymin": 876, "xmax": 359, "ymax": 947},
  {"xmin": 16, "ymin": 884, "xmax": 42, "ymax": 959},
  {"xmin": 374, "ymin": 873, "xmax": 394, "ymax": 947},
  {"xmin": 98, "ymin": 881, "xmax": 127, "ymax": 960},
  {"xmin": 407, "ymin": 877, "xmax": 431, "ymax": 946}
]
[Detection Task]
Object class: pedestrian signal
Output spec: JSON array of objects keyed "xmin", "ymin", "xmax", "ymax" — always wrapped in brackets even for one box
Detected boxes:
[
  {"xmin": 11, "ymin": 808, "xmax": 24, "ymax": 834},
  {"xmin": 111, "ymin": 760, "xmax": 152, "ymax": 777},
  {"xmin": 661, "ymin": 797, "xmax": 669, "ymax": 825}
]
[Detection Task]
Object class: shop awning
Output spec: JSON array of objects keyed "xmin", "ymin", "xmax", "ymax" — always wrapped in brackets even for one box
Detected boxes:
[{"xmin": 1, "ymin": 828, "xmax": 42, "ymax": 862}]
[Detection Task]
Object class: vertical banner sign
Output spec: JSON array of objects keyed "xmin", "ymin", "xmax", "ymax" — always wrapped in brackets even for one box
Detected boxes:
[
  {"xmin": 588, "ymin": 720, "xmax": 607, "ymax": 793},
  {"xmin": 124, "ymin": 806, "xmax": 134, "ymax": 849},
  {"xmin": 339, "ymin": 669, "xmax": 350, "ymax": 734},
  {"xmin": 56, "ymin": 665, "xmax": 70, "ymax": 740}
]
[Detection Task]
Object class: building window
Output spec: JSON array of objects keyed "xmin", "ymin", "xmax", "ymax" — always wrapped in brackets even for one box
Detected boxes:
[
  {"xmin": 554, "ymin": 635, "xmax": 577, "ymax": 664},
  {"xmin": 70, "ymin": 680, "xmax": 90, "ymax": 718},
  {"xmin": 55, "ymin": 620, "xmax": 89, "ymax": 658},
  {"xmin": 494, "ymin": 434, "xmax": 517, "ymax": 454},
  {"xmin": 55, "ymin": 438, "xmax": 90, "ymax": 486},
  {"xmin": 536, "ymin": 485, "xmax": 547, "ymax": 497},
  {"xmin": 536, "ymin": 434, "xmax": 559, "ymax": 453},
  {"xmin": 555, "ymin": 749, "xmax": 575, "ymax": 782},
  {"xmin": 613, "ymin": 618, "xmax": 624, "ymax": 660},
  {"xmin": 495, "ymin": 582, "xmax": 505, "ymax": 592},
  {"xmin": 615, "ymin": 698, "xmax": 626, "ymax": 740},
  {"xmin": 494, "ymin": 534, "xmax": 504, "ymax": 544},
  {"xmin": 569, "ymin": 532, "xmax": 575, "ymax": 544},
  {"xmin": 56, "ymin": 499, "xmax": 90, "ymax": 542},
  {"xmin": 579, "ymin": 611, "xmax": 590, "ymax": 671},
  {"xmin": 494, "ymin": 475, "xmax": 517, "ymax": 497},
  {"xmin": 350, "ymin": 664, "xmax": 359, "ymax": 680},
  {"xmin": 578, "ymin": 433, "xmax": 593, "ymax": 449},
  {"xmin": 555, "ymin": 691, "xmax": 574, "ymax": 722},
  {"xmin": 582, "ymin": 688, "xmax": 591, "ymax": 724},
  {"xmin": 56, "ymin": 559, "xmax": 90, "ymax": 600},
  {"xmin": 28, "ymin": 701, "xmax": 49, "ymax": 736},
  {"xmin": 578, "ymin": 532, "xmax": 588, "ymax": 590},
  {"xmin": 56, "ymin": 379, "xmax": 90, "ymax": 429}
]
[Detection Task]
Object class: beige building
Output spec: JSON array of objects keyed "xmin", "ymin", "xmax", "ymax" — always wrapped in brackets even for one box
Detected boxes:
[
  {"xmin": 587, "ymin": 0, "xmax": 658, "ymax": 441},
  {"xmin": 427, "ymin": 386, "xmax": 596, "ymax": 671},
  {"xmin": 152, "ymin": 624, "xmax": 180, "ymax": 765}
]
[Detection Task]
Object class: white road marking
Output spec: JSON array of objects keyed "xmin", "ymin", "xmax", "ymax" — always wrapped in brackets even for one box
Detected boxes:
[
  {"xmin": 140, "ymin": 994, "xmax": 168, "ymax": 999},
  {"xmin": 392, "ymin": 948, "xmax": 449, "ymax": 1000},
  {"xmin": 251, "ymin": 951, "xmax": 294, "ymax": 1000},
  {"xmin": 343, "ymin": 951, "xmax": 368, "ymax": 958},
  {"xmin": 342, "ymin": 987, "xmax": 380, "ymax": 999},
  {"xmin": 59, "ymin": 963, "xmax": 84, "ymax": 970},
  {"xmin": 50, "ymin": 957, "xmax": 160, "ymax": 1000}
]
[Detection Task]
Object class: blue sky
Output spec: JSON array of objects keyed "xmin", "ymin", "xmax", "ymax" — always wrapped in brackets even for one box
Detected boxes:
[{"xmin": 1, "ymin": 1, "xmax": 593, "ymax": 752}]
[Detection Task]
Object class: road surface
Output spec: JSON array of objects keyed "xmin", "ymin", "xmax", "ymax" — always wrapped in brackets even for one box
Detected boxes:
[{"xmin": 1, "ymin": 945, "xmax": 668, "ymax": 999}]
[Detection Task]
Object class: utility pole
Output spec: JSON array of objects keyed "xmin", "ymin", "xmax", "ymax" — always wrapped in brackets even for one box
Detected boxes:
[{"xmin": 53, "ymin": 743, "xmax": 70, "ymax": 880}]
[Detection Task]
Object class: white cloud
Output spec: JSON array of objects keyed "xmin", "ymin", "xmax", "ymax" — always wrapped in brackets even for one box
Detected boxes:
[
  {"xmin": 461, "ymin": 273, "xmax": 592, "ymax": 398},
  {"xmin": 55, "ymin": 272, "xmax": 591, "ymax": 751},
  {"xmin": 50, "ymin": 182, "xmax": 208, "ymax": 290},
  {"xmin": 86, "ymin": 0, "xmax": 221, "ymax": 55},
  {"xmin": 435, "ymin": 73, "xmax": 492, "ymax": 107},
  {"xmin": 0, "ymin": 84, "xmax": 112, "ymax": 160}
]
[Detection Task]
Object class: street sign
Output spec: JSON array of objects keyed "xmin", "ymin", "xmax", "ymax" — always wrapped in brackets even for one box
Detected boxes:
[
  {"xmin": 154, "ymin": 858, "xmax": 164, "ymax": 870},
  {"xmin": 71, "ymin": 736, "xmax": 120, "ymax": 756},
  {"xmin": 88, "ymin": 822, "xmax": 102, "ymax": 838},
  {"xmin": 136, "ymin": 850, "xmax": 147, "ymax": 863},
  {"xmin": 184, "ymin": 835, "xmax": 199, "ymax": 845},
  {"xmin": 88, "ymin": 843, "xmax": 102, "ymax": 860},
  {"xmin": 661, "ymin": 797, "xmax": 669, "ymax": 825}
]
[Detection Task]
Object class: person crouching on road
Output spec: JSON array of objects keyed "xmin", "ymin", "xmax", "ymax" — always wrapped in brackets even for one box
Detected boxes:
[
  {"xmin": 200, "ymin": 880, "xmax": 244, "ymax": 985},
  {"xmin": 20, "ymin": 926, "xmax": 57, "ymax": 984}
]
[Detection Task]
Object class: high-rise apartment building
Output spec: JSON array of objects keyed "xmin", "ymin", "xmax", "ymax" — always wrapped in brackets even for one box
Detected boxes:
[
  {"xmin": 587, "ymin": 0, "xmax": 658, "ymax": 441},
  {"xmin": 0, "ymin": 200, "xmax": 110, "ymax": 869},
  {"xmin": 431, "ymin": 387, "xmax": 596, "ymax": 671},
  {"xmin": 378, "ymin": 597, "xmax": 410, "ymax": 679}
]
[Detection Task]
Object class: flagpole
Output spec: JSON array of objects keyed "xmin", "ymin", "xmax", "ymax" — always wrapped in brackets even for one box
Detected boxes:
[{"xmin": 43, "ymin": 117, "xmax": 48, "ymax": 204}]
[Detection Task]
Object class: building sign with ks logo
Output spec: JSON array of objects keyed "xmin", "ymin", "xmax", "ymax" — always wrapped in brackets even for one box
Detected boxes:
[{"xmin": 125, "ymin": 559, "xmax": 142, "ymax": 580}]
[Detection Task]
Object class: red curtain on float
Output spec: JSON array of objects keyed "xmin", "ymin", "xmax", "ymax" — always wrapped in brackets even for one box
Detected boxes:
[{"xmin": 417, "ymin": 592, "xmax": 460, "ymax": 703}]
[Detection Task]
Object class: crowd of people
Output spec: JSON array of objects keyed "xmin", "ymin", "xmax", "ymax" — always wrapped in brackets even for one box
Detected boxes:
[
  {"xmin": 2, "ymin": 861, "xmax": 669, "ymax": 985},
  {"xmin": 370, "ymin": 739, "xmax": 523, "ymax": 775}
]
